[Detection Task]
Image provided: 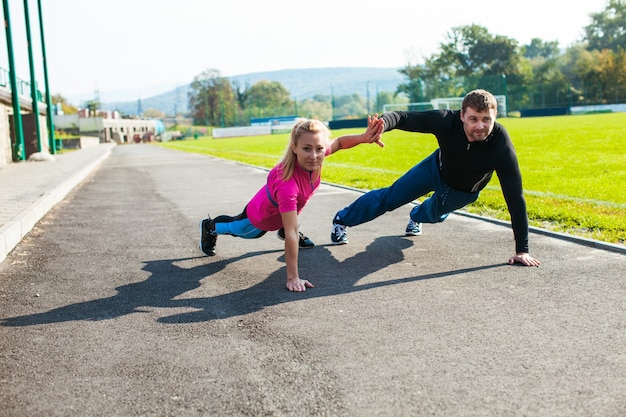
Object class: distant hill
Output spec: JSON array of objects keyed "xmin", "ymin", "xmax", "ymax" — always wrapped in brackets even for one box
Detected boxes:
[{"xmin": 103, "ymin": 67, "xmax": 405, "ymax": 116}]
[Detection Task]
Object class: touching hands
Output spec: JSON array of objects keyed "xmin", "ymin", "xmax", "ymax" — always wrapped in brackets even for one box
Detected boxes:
[
  {"xmin": 286, "ymin": 277, "xmax": 315, "ymax": 292},
  {"xmin": 508, "ymin": 253, "xmax": 541, "ymax": 267},
  {"xmin": 365, "ymin": 114, "xmax": 385, "ymax": 147}
]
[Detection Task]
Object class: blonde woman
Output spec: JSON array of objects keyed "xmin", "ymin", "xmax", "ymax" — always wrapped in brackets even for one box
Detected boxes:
[{"xmin": 200, "ymin": 116, "xmax": 384, "ymax": 291}]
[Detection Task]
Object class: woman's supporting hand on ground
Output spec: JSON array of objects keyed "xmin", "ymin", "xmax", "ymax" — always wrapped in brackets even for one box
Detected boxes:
[{"xmin": 286, "ymin": 277, "xmax": 314, "ymax": 292}]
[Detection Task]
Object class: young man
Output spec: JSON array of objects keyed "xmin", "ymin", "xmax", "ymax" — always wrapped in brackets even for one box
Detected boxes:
[{"xmin": 330, "ymin": 89, "xmax": 541, "ymax": 267}]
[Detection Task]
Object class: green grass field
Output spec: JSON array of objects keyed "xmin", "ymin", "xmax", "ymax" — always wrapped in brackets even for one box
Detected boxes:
[{"xmin": 156, "ymin": 112, "xmax": 626, "ymax": 246}]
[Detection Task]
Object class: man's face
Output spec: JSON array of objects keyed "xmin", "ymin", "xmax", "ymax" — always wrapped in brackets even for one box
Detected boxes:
[{"xmin": 460, "ymin": 107, "xmax": 497, "ymax": 142}]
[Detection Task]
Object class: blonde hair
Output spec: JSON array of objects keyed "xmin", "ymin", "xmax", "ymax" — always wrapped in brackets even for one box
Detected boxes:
[{"xmin": 278, "ymin": 119, "xmax": 330, "ymax": 181}]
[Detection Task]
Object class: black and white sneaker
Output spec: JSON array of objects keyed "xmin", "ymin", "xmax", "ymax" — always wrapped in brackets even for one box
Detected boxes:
[
  {"xmin": 199, "ymin": 217, "xmax": 217, "ymax": 256},
  {"xmin": 277, "ymin": 228, "xmax": 315, "ymax": 248},
  {"xmin": 405, "ymin": 219, "xmax": 422, "ymax": 236},
  {"xmin": 331, "ymin": 223, "xmax": 348, "ymax": 244}
]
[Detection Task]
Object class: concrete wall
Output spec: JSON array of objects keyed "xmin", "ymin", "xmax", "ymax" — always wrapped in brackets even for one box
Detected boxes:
[
  {"xmin": 212, "ymin": 125, "xmax": 271, "ymax": 138},
  {"xmin": 0, "ymin": 102, "xmax": 11, "ymax": 165},
  {"xmin": 54, "ymin": 114, "xmax": 80, "ymax": 130},
  {"xmin": 56, "ymin": 136, "xmax": 100, "ymax": 150},
  {"xmin": 0, "ymin": 86, "xmax": 50, "ymax": 166}
]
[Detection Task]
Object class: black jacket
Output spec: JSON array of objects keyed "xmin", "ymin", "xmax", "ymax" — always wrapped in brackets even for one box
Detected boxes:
[{"xmin": 381, "ymin": 110, "xmax": 529, "ymax": 253}]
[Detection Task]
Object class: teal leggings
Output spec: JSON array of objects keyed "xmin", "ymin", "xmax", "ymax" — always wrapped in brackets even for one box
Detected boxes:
[{"xmin": 213, "ymin": 208, "xmax": 266, "ymax": 239}]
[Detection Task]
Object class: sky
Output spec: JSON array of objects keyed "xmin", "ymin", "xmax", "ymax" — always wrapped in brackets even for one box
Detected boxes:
[{"xmin": 0, "ymin": 0, "xmax": 609, "ymax": 105}]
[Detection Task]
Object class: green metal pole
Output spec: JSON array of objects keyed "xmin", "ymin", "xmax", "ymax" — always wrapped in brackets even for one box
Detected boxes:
[
  {"xmin": 38, "ymin": 0, "xmax": 55, "ymax": 153},
  {"xmin": 23, "ymin": 0, "xmax": 42, "ymax": 153},
  {"xmin": 3, "ymin": 0, "xmax": 26, "ymax": 161}
]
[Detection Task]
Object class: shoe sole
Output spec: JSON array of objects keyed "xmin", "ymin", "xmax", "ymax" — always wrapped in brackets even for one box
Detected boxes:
[
  {"xmin": 331, "ymin": 239, "xmax": 348, "ymax": 245},
  {"xmin": 405, "ymin": 231, "xmax": 422, "ymax": 236}
]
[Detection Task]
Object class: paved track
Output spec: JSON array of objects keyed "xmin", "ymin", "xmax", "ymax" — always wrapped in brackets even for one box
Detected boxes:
[{"xmin": 1, "ymin": 144, "xmax": 624, "ymax": 416}]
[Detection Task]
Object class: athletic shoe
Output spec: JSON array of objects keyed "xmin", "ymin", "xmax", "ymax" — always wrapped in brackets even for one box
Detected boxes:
[
  {"xmin": 276, "ymin": 228, "xmax": 315, "ymax": 248},
  {"xmin": 405, "ymin": 219, "xmax": 422, "ymax": 236},
  {"xmin": 199, "ymin": 217, "xmax": 217, "ymax": 256},
  {"xmin": 331, "ymin": 222, "xmax": 348, "ymax": 244}
]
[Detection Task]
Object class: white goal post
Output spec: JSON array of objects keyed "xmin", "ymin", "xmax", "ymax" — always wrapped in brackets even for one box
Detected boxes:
[{"xmin": 384, "ymin": 95, "xmax": 507, "ymax": 116}]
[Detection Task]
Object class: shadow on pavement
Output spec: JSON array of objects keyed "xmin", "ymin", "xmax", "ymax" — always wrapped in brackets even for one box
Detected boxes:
[{"xmin": 1, "ymin": 236, "xmax": 506, "ymax": 326}]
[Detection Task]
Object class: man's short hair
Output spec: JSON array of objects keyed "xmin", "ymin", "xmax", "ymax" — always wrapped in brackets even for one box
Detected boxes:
[{"xmin": 462, "ymin": 89, "xmax": 498, "ymax": 113}]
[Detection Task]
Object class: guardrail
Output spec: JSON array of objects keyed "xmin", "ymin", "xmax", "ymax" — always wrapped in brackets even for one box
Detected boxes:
[{"xmin": 0, "ymin": 66, "xmax": 43, "ymax": 101}]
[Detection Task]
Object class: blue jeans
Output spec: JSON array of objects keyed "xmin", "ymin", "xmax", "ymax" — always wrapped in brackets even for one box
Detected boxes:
[{"xmin": 335, "ymin": 150, "xmax": 479, "ymax": 226}]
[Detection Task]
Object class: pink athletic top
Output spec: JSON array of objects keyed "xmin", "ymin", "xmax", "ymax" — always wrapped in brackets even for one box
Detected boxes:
[{"xmin": 247, "ymin": 147, "xmax": 331, "ymax": 231}]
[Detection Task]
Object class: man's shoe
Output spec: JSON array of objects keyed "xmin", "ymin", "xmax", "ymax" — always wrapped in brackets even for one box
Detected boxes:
[
  {"xmin": 331, "ymin": 223, "xmax": 348, "ymax": 244},
  {"xmin": 405, "ymin": 219, "xmax": 422, "ymax": 236},
  {"xmin": 277, "ymin": 228, "xmax": 315, "ymax": 248},
  {"xmin": 199, "ymin": 217, "xmax": 217, "ymax": 256}
]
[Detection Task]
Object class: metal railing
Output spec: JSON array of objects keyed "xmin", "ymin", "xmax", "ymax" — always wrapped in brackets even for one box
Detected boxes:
[{"xmin": 0, "ymin": 66, "xmax": 43, "ymax": 101}]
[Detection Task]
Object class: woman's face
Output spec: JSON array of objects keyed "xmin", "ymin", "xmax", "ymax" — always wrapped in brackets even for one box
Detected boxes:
[{"xmin": 293, "ymin": 131, "xmax": 327, "ymax": 172}]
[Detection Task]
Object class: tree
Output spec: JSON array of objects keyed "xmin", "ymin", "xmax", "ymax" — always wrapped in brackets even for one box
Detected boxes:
[
  {"xmin": 143, "ymin": 108, "xmax": 165, "ymax": 119},
  {"xmin": 523, "ymin": 38, "xmax": 560, "ymax": 60},
  {"xmin": 51, "ymin": 94, "xmax": 77, "ymax": 114},
  {"xmin": 297, "ymin": 96, "xmax": 332, "ymax": 121},
  {"xmin": 85, "ymin": 99, "xmax": 100, "ymax": 117},
  {"xmin": 523, "ymin": 39, "xmax": 568, "ymax": 108},
  {"xmin": 332, "ymin": 93, "xmax": 368, "ymax": 119},
  {"xmin": 397, "ymin": 64, "xmax": 428, "ymax": 103},
  {"xmin": 392, "ymin": 4, "xmax": 624, "ymax": 112},
  {"xmin": 560, "ymin": 45, "xmax": 593, "ymax": 104},
  {"xmin": 232, "ymin": 80, "xmax": 248, "ymax": 111},
  {"xmin": 584, "ymin": 0, "xmax": 626, "ymax": 52},
  {"xmin": 397, "ymin": 24, "xmax": 528, "ymax": 104},
  {"xmin": 244, "ymin": 80, "xmax": 294, "ymax": 118},
  {"xmin": 375, "ymin": 91, "xmax": 405, "ymax": 113},
  {"xmin": 188, "ymin": 69, "xmax": 237, "ymax": 127},
  {"xmin": 595, "ymin": 48, "xmax": 626, "ymax": 103}
]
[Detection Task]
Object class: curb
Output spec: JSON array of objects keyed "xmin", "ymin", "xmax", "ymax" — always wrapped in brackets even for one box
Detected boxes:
[
  {"xmin": 453, "ymin": 210, "xmax": 626, "ymax": 255},
  {"xmin": 315, "ymin": 177, "xmax": 626, "ymax": 256},
  {"xmin": 234, "ymin": 159, "xmax": 625, "ymax": 255}
]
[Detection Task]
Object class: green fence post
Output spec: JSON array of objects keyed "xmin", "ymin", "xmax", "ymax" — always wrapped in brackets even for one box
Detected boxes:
[
  {"xmin": 23, "ymin": 0, "xmax": 43, "ymax": 153},
  {"xmin": 37, "ymin": 0, "xmax": 56, "ymax": 154},
  {"xmin": 3, "ymin": 0, "xmax": 26, "ymax": 161}
]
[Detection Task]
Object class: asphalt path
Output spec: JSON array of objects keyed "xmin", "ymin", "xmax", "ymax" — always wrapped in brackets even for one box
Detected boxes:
[{"xmin": 1, "ymin": 144, "xmax": 625, "ymax": 417}]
